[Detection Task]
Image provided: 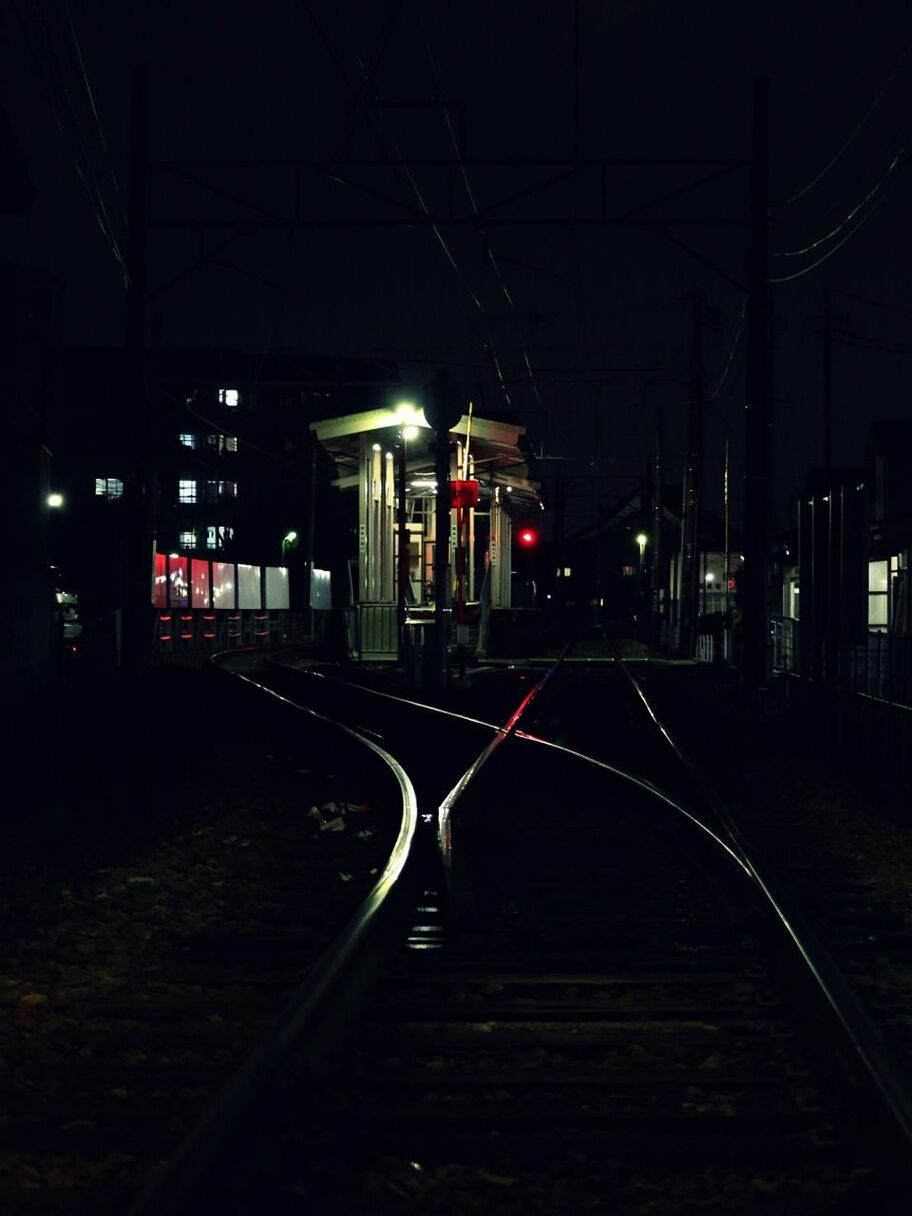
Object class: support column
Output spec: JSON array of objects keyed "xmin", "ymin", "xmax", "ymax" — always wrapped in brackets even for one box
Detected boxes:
[{"xmin": 743, "ymin": 78, "xmax": 773, "ymax": 696}]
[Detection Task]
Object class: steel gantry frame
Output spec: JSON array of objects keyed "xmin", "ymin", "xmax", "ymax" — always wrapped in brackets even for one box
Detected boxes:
[{"xmin": 124, "ymin": 69, "xmax": 771, "ymax": 694}]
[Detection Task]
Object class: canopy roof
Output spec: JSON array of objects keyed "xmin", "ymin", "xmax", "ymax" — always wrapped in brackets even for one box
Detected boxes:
[{"xmin": 311, "ymin": 407, "xmax": 540, "ymax": 505}]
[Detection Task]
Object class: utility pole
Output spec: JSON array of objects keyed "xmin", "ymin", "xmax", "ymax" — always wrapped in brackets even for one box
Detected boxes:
[
  {"xmin": 396, "ymin": 431, "xmax": 408, "ymax": 658},
  {"xmin": 742, "ymin": 79, "xmax": 772, "ymax": 698},
  {"xmin": 822, "ymin": 285, "xmax": 832, "ymax": 481},
  {"xmin": 425, "ymin": 368, "xmax": 460, "ymax": 690},
  {"xmin": 679, "ymin": 290, "xmax": 704, "ymax": 657},
  {"xmin": 122, "ymin": 64, "xmax": 152, "ymax": 683},
  {"xmin": 724, "ymin": 437, "xmax": 731, "ymax": 619},
  {"xmin": 652, "ymin": 408, "xmax": 664, "ymax": 646}
]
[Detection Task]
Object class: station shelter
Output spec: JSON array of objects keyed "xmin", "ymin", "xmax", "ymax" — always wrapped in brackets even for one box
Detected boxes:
[{"xmin": 311, "ymin": 404, "xmax": 541, "ymax": 660}]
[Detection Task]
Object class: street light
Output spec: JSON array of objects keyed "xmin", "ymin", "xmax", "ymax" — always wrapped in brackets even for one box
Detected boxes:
[
  {"xmin": 281, "ymin": 529, "xmax": 298, "ymax": 566},
  {"xmin": 47, "ymin": 493, "xmax": 64, "ymax": 509}
]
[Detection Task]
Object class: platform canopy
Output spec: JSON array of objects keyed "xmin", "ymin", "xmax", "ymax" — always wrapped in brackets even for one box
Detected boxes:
[{"xmin": 310, "ymin": 406, "xmax": 540, "ymax": 505}]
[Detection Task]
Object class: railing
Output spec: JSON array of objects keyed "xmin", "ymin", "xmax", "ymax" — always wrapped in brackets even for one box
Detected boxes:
[
  {"xmin": 771, "ymin": 616, "xmax": 799, "ymax": 675},
  {"xmin": 844, "ymin": 633, "xmax": 912, "ymax": 707},
  {"xmin": 351, "ymin": 602, "xmax": 399, "ymax": 661},
  {"xmin": 153, "ymin": 609, "xmax": 311, "ymax": 655},
  {"xmin": 770, "ymin": 615, "xmax": 912, "ymax": 709}
]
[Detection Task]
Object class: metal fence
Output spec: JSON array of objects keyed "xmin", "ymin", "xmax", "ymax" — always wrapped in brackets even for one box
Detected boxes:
[
  {"xmin": 771, "ymin": 614, "xmax": 912, "ymax": 709},
  {"xmin": 153, "ymin": 609, "xmax": 311, "ymax": 656}
]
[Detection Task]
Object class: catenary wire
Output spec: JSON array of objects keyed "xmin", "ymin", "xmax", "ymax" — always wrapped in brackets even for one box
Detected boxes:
[
  {"xmin": 419, "ymin": 12, "xmax": 544, "ymax": 409},
  {"xmin": 773, "ymin": 143, "xmax": 908, "ymax": 259},
  {"xmin": 778, "ymin": 38, "xmax": 910, "ymax": 206},
  {"xmin": 767, "ymin": 185, "xmax": 892, "ymax": 283},
  {"xmin": 299, "ymin": 0, "xmax": 514, "ymax": 408},
  {"xmin": 15, "ymin": 0, "xmax": 128, "ymax": 280},
  {"xmin": 707, "ymin": 295, "xmax": 747, "ymax": 403}
]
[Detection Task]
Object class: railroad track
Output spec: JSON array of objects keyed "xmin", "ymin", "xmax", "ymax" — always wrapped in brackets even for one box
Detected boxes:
[
  {"xmin": 0, "ymin": 660, "xmax": 400, "ymax": 1216},
  {"xmin": 128, "ymin": 645, "xmax": 912, "ymax": 1215}
]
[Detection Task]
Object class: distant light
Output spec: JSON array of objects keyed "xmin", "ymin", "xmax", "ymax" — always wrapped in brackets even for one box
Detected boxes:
[
  {"xmin": 506, "ymin": 486, "xmax": 513, "ymax": 494},
  {"xmin": 385, "ymin": 451, "xmax": 393, "ymax": 460},
  {"xmin": 283, "ymin": 530, "xmax": 298, "ymax": 544},
  {"xmin": 403, "ymin": 425, "xmax": 420, "ymax": 440},
  {"xmin": 518, "ymin": 528, "xmax": 537, "ymax": 548},
  {"xmin": 169, "ymin": 552, "xmax": 179, "ymax": 558},
  {"xmin": 635, "ymin": 532, "xmax": 647, "ymax": 550},
  {"xmin": 705, "ymin": 572, "xmax": 714, "ymax": 582},
  {"xmin": 47, "ymin": 493, "xmax": 64, "ymax": 508},
  {"xmin": 411, "ymin": 478, "xmax": 437, "ymax": 490},
  {"xmin": 395, "ymin": 401, "xmax": 419, "ymax": 422},
  {"xmin": 372, "ymin": 442, "xmax": 382, "ymax": 452}
]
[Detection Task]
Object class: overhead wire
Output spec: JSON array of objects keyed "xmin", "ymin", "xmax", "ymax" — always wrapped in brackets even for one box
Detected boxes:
[
  {"xmin": 299, "ymin": 0, "xmax": 514, "ymax": 408},
  {"xmin": 419, "ymin": 11, "xmax": 543, "ymax": 409},
  {"xmin": 15, "ymin": 0, "xmax": 128, "ymax": 281},
  {"xmin": 707, "ymin": 295, "xmax": 747, "ymax": 403},
  {"xmin": 778, "ymin": 38, "xmax": 910, "ymax": 206},
  {"xmin": 62, "ymin": 0, "xmax": 121, "ymax": 196},
  {"xmin": 772, "ymin": 143, "xmax": 908, "ymax": 259},
  {"xmin": 767, "ymin": 184, "xmax": 892, "ymax": 283}
]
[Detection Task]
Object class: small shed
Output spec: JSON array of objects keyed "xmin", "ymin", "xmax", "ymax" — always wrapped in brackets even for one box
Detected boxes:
[{"xmin": 311, "ymin": 404, "xmax": 540, "ymax": 659}]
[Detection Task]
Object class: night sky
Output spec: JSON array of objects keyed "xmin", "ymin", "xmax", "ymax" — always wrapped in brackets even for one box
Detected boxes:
[{"xmin": 2, "ymin": 1, "xmax": 910, "ymax": 536}]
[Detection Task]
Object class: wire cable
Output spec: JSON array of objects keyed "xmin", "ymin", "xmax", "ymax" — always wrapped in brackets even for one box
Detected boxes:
[
  {"xmin": 779, "ymin": 38, "xmax": 910, "ymax": 206},
  {"xmin": 420, "ymin": 13, "xmax": 543, "ymax": 408},
  {"xmin": 767, "ymin": 184, "xmax": 891, "ymax": 283},
  {"xmin": 420, "ymin": 13, "xmax": 542, "ymax": 408},
  {"xmin": 300, "ymin": 0, "xmax": 514, "ymax": 407},
  {"xmin": 15, "ymin": 0, "xmax": 128, "ymax": 280},
  {"xmin": 62, "ymin": 0, "xmax": 121, "ymax": 195},
  {"xmin": 773, "ymin": 143, "xmax": 908, "ymax": 259},
  {"xmin": 707, "ymin": 295, "xmax": 747, "ymax": 403}
]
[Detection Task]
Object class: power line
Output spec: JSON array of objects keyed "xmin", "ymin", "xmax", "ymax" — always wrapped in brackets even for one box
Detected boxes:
[
  {"xmin": 62, "ymin": 0, "xmax": 121, "ymax": 196},
  {"xmin": 778, "ymin": 38, "xmax": 910, "ymax": 206},
  {"xmin": 772, "ymin": 143, "xmax": 908, "ymax": 259},
  {"xmin": 299, "ymin": 0, "xmax": 515, "ymax": 408},
  {"xmin": 707, "ymin": 295, "xmax": 747, "ymax": 403},
  {"xmin": 767, "ymin": 184, "xmax": 892, "ymax": 283},
  {"xmin": 419, "ymin": 11, "xmax": 544, "ymax": 409},
  {"xmin": 15, "ymin": 0, "xmax": 128, "ymax": 280}
]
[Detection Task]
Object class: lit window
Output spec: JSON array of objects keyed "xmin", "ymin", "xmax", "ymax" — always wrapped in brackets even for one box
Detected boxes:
[
  {"xmin": 179, "ymin": 530, "xmax": 197, "ymax": 548},
  {"xmin": 622, "ymin": 564, "xmax": 636, "ymax": 577},
  {"xmin": 95, "ymin": 477, "xmax": 123, "ymax": 499},
  {"xmin": 563, "ymin": 566, "xmax": 572, "ymax": 578},
  {"xmin": 218, "ymin": 388, "xmax": 239, "ymax": 408},
  {"xmin": 179, "ymin": 433, "xmax": 196, "ymax": 449},
  {"xmin": 220, "ymin": 435, "xmax": 238, "ymax": 453},
  {"xmin": 868, "ymin": 559, "xmax": 889, "ymax": 632},
  {"xmin": 202, "ymin": 480, "xmax": 237, "ymax": 502},
  {"xmin": 179, "ymin": 479, "xmax": 197, "ymax": 504},
  {"xmin": 206, "ymin": 524, "xmax": 235, "ymax": 550}
]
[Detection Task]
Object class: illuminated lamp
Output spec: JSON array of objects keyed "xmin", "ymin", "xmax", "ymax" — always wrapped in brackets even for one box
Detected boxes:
[
  {"xmin": 47, "ymin": 493, "xmax": 64, "ymax": 508},
  {"xmin": 517, "ymin": 527, "xmax": 537, "ymax": 548}
]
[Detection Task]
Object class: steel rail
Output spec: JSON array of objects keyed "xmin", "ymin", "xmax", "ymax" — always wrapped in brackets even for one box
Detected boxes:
[
  {"xmin": 606, "ymin": 646, "xmax": 912, "ymax": 1161},
  {"xmin": 267, "ymin": 649, "xmax": 502, "ymax": 733},
  {"xmin": 436, "ymin": 643, "xmax": 573, "ymax": 874},
  {"xmin": 128, "ymin": 652, "xmax": 419, "ymax": 1216}
]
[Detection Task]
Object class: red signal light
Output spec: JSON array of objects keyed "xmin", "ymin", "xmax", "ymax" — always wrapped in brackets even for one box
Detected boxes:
[{"xmin": 518, "ymin": 527, "xmax": 537, "ymax": 548}]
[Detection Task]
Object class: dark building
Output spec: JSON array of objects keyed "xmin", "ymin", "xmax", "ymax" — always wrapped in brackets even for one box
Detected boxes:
[
  {"xmin": 52, "ymin": 348, "xmax": 401, "ymax": 653},
  {"xmin": 0, "ymin": 260, "xmax": 64, "ymax": 722}
]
